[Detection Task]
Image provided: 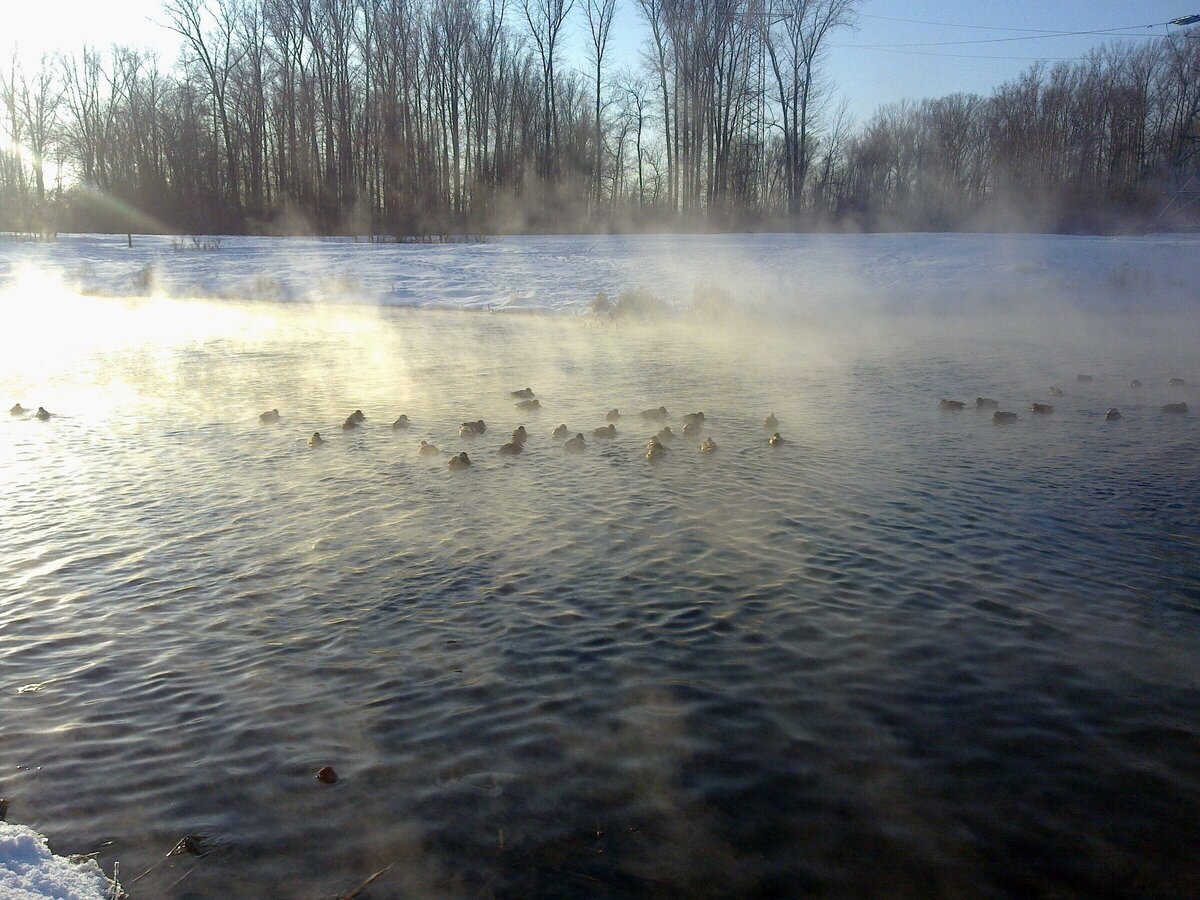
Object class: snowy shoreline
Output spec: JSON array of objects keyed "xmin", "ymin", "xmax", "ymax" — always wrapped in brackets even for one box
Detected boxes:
[
  {"xmin": 0, "ymin": 821, "xmax": 116, "ymax": 900},
  {"xmin": 1, "ymin": 232, "xmax": 1197, "ymax": 316}
]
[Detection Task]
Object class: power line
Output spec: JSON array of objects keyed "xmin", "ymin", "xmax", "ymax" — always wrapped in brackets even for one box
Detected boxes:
[
  {"xmin": 858, "ymin": 13, "xmax": 1109, "ymax": 35},
  {"xmin": 831, "ymin": 45, "xmax": 1088, "ymax": 62},
  {"xmin": 849, "ymin": 20, "xmax": 1177, "ymax": 49}
]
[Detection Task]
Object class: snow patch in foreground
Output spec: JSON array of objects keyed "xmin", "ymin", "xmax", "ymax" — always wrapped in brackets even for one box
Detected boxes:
[{"xmin": 0, "ymin": 822, "xmax": 113, "ymax": 900}]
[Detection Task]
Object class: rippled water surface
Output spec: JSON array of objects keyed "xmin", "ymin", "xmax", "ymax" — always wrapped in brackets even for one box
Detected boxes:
[{"xmin": 2, "ymin": 286, "xmax": 1199, "ymax": 898}]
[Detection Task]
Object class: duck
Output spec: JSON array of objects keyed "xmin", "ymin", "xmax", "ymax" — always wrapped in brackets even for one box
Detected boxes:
[
  {"xmin": 768, "ymin": 432, "xmax": 784, "ymax": 446},
  {"xmin": 448, "ymin": 452, "xmax": 471, "ymax": 470},
  {"xmin": 349, "ymin": 409, "xmax": 366, "ymax": 423},
  {"xmin": 9, "ymin": 403, "xmax": 26, "ymax": 415},
  {"xmin": 975, "ymin": 398, "xmax": 998, "ymax": 409},
  {"xmin": 655, "ymin": 426, "xmax": 675, "ymax": 444},
  {"xmin": 564, "ymin": 433, "xmax": 586, "ymax": 452},
  {"xmin": 392, "ymin": 414, "xmax": 411, "ymax": 429},
  {"xmin": 592, "ymin": 424, "xmax": 616, "ymax": 439},
  {"xmin": 511, "ymin": 425, "xmax": 528, "ymax": 446},
  {"xmin": 605, "ymin": 409, "xmax": 620, "ymax": 422},
  {"xmin": 510, "ymin": 387, "xmax": 535, "ymax": 399},
  {"xmin": 552, "ymin": 424, "xmax": 570, "ymax": 440},
  {"xmin": 498, "ymin": 441, "xmax": 522, "ymax": 455},
  {"xmin": 308, "ymin": 432, "xmax": 325, "ymax": 448},
  {"xmin": 1169, "ymin": 377, "xmax": 1186, "ymax": 387},
  {"xmin": 993, "ymin": 411, "xmax": 1018, "ymax": 424},
  {"xmin": 939, "ymin": 400, "xmax": 964, "ymax": 411},
  {"xmin": 460, "ymin": 420, "xmax": 487, "ymax": 437},
  {"xmin": 1048, "ymin": 387, "xmax": 1064, "ymax": 397},
  {"xmin": 645, "ymin": 439, "xmax": 667, "ymax": 460},
  {"xmin": 1077, "ymin": 374, "xmax": 1094, "ymax": 383},
  {"xmin": 259, "ymin": 408, "xmax": 281, "ymax": 423},
  {"xmin": 1130, "ymin": 379, "xmax": 1142, "ymax": 389},
  {"xmin": 341, "ymin": 415, "xmax": 359, "ymax": 430},
  {"xmin": 1029, "ymin": 403, "xmax": 1054, "ymax": 414},
  {"xmin": 515, "ymin": 398, "xmax": 541, "ymax": 411},
  {"xmin": 682, "ymin": 412, "xmax": 705, "ymax": 427},
  {"xmin": 699, "ymin": 437, "xmax": 717, "ymax": 453},
  {"xmin": 35, "ymin": 406, "xmax": 51, "ymax": 421},
  {"xmin": 764, "ymin": 413, "xmax": 779, "ymax": 430},
  {"xmin": 640, "ymin": 406, "xmax": 668, "ymax": 421},
  {"xmin": 1163, "ymin": 402, "xmax": 1189, "ymax": 414},
  {"xmin": 1105, "ymin": 408, "xmax": 1121, "ymax": 420},
  {"xmin": 418, "ymin": 441, "xmax": 440, "ymax": 456}
]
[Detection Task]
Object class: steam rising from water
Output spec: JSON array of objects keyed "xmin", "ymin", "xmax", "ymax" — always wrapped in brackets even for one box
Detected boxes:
[{"xmin": 1, "ymin": 236, "xmax": 1198, "ymax": 896}]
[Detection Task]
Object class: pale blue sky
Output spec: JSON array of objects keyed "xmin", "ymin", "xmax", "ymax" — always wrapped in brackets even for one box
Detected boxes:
[{"xmin": 7, "ymin": 0, "xmax": 1197, "ymax": 124}]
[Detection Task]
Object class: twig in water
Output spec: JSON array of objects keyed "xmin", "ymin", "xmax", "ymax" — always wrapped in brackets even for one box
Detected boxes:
[{"xmin": 338, "ymin": 862, "xmax": 395, "ymax": 899}]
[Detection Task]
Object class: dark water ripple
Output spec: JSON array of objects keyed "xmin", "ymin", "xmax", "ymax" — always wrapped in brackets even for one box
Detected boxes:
[{"xmin": 1, "ymin": 303, "xmax": 1198, "ymax": 898}]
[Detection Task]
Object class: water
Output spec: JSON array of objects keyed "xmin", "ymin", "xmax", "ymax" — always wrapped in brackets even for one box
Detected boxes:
[{"xmin": 1, "ymin": 284, "xmax": 1198, "ymax": 898}]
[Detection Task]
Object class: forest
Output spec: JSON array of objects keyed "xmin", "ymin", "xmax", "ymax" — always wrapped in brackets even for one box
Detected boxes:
[{"xmin": 1, "ymin": 0, "xmax": 1197, "ymax": 235}]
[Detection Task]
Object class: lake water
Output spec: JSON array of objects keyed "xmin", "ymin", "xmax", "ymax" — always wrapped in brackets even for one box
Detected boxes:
[{"xmin": 1, "ymin": 254, "xmax": 1198, "ymax": 897}]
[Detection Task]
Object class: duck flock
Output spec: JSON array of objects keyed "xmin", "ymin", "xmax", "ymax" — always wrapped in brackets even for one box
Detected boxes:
[
  {"xmin": 940, "ymin": 374, "xmax": 1189, "ymax": 424},
  {"xmin": 255, "ymin": 388, "xmax": 786, "ymax": 470},
  {"xmin": 10, "ymin": 374, "xmax": 1189, "ymax": 471}
]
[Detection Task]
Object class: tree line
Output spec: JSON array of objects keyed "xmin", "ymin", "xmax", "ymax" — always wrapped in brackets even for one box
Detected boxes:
[{"xmin": 0, "ymin": 0, "xmax": 1196, "ymax": 235}]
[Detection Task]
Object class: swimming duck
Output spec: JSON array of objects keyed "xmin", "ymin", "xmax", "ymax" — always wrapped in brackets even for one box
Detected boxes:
[
  {"xmin": 682, "ymin": 412, "xmax": 705, "ymax": 427},
  {"xmin": 993, "ymin": 411, "xmax": 1018, "ymax": 424},
  {"xmin": 418, "ymin": 441, "xmax": 440, "ymax": 456},
  {"xmin": 592, "ymin": 424, "xmax": 616, "ymax": 439},
  {"xmin": 605, "ymin": 409, "xmax": 620, "ymax": 422},
  {"xmin": 682, "ymin": 421, "xmax": 702, "ymax": 436},
  {"xmin": 700, "ymin": 437, "xmax": 717, "ymax": 453},
  {"xmin": 764, "ymin": 413, "xmax": 779, "ymax": 430},
  {"xmin": 939, "ymin": 400, "xmax": 964, "ymax": 411},
  {"xmin": 1163, "ymin": 402, "xmax": 1189, "ymax": 414},
  {"xmin": 1048, "ymin": 387, "xmax": 1064, "ymax": 397},
  {"xmin": 259, "ymin": 408, "xmax": 281, "ymax": 423},
  {"xmin": 511, "ymin": 426, "xmax": 528, "ymax": 445},
  {"xmin": 308, "ymin": 432, "xmax": 325, "ymax": 448},
  {"xmin": 460, "ymin": 420, "xmax": 487, "ymax": 437},
  {"xmin": 1169, "ymin": 377, "xmax": 1186, "ymax": 387},
  {"xmin": 552, "ymin": 424, "xmax": 569, "ymax": 440},
  {"xmin": 1130, "ymin": 379, "xmax": 1142, "ymax": 388},
  {"xmin": 975, "ymin": 398, "xmax": 998, "ymax": 409},
  {"xmin": 350, "ymin": 409, "xmax": 366, "ymax": 423},
  {"xmin": 342, "ymin": 415, "xmax": 359, "ymax": 430},
  {"xmin": 640, "ymin": 406, "xmax": 668, "ymax": 421},
  {"xmin": 1105, "ymin": 408, "xmax": 1121, "ymax": 420},
  {"xmin": 1030, "ymin": 403, "xmax": 1054, "ymax": 414},
  {"xmin": 498, "ymin": 441, "xmax": 522, "ymax": 455},
  {"xmin": 655, "ymin": 426, "xmax": 674, "ymax": 444},
  {"xmin": 516, "ymin": 398, "xmax": 541, "ymax": 411},
  {"xmin": 769, "ymin": 432, "xmax": 784, "ymax": 446},
  {"xmin": 1077, "ymin": 375, "xmax": 1093, "ymax": 383},
  {"xmin": 448, "ymin": 452, "xmax": 471, "ymax": 470},
  {"xmin": 510, "ymin": 387, "xmax": 535, "ymax": 399},
  {"xmin": 645, "ymin": 439, "xmax": 667, "ymax": 460},
  {"xmin": 9, "ymin": 403, "xmax": 26, "ymax": 415},
  {"xmin": 564, "ymin": 433, "xmax": 586, "ymax": 452},
  {"xmin": 392, "ymin": 414, "xmax": 411, "ymax": 429},
  {"xmin": 35, "ymin": 407, "xmax": 51, "ymax": 421}
]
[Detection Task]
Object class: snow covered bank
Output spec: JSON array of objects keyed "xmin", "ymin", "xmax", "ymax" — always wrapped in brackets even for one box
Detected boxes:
[
  {"xmin": 0, "ymin": 232, "xmax": 1196, "ymax": 314},
  {"xmin": 0, "ymin": 822, "xmax": 114, "ymax": 900}
]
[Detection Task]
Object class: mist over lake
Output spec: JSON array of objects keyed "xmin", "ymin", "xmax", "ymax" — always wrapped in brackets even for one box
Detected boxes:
[{"xmin": 1, "ymin": 233, "xmax": 1197, "ymax": 897}]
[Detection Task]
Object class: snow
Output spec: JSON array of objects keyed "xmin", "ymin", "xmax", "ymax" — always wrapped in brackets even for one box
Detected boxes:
[
  {"xmin": 0, "ymin": 822, "xmax": 113, "ymax": 900},
  {"xmin": 0, "ymin": 232, "xmax": 1196, "ymax": 314}
]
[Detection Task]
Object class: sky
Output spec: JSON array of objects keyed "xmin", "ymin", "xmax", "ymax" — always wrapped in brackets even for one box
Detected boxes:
[{"xmin": 4, "ymin": 0, "xmax": 1198, "ymax": 124}]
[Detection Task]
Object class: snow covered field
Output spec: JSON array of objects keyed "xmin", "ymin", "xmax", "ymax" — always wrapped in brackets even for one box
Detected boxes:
[{"xmin": 0, "ymin": 231, "xmax": 1196, "ymax": 314}]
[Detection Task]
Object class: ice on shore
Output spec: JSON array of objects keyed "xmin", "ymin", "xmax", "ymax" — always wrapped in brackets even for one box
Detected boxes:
[{"xmin": 0, "ymin": 822, "xmax": 113, "ymax": 900}]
